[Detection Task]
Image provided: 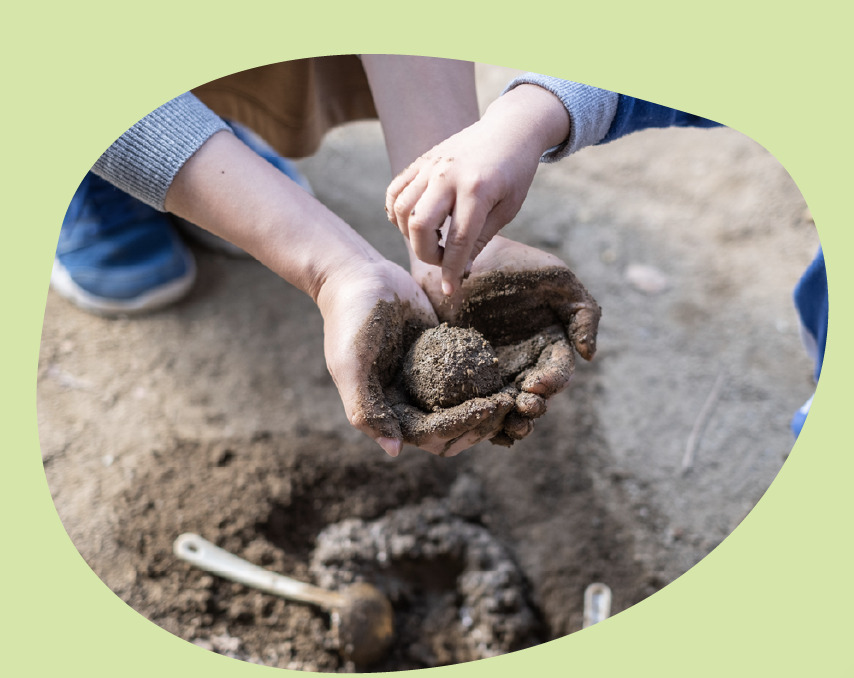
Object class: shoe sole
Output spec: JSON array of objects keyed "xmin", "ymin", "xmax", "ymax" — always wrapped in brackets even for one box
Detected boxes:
[{"xmin": 50, "ymin": 257, "xmax": 197, "ymax": 317}]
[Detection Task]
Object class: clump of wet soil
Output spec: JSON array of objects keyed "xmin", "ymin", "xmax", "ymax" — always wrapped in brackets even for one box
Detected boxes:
[
  {"xmin": 403, "ymin": 323, "xmax": 502, "ymax": 410},
  {"xmin": 311, "ymin": 496, "xmax": 541, "ymax": 665}
]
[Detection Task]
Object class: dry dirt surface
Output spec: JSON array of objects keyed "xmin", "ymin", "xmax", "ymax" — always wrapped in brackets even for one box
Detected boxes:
[{"xmin": 37, "ymin": 65, "xmax": 820, "ymax": 672}]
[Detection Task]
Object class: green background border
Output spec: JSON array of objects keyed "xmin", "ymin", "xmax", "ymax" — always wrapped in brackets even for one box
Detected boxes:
[{"xmin": 3, "ymin": 1, "xmax": 851, "ymax": 675}]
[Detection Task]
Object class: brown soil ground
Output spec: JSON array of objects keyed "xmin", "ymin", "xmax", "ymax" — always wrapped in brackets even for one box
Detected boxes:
[{"xmin": 37, "ymin": 64, "xmax": 820, "ymax": 672}]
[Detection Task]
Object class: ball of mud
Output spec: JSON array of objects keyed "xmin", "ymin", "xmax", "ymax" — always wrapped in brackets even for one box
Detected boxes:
[{"xmin": 403, "ymin": 323, "xmax": 503, "ymax": 410}]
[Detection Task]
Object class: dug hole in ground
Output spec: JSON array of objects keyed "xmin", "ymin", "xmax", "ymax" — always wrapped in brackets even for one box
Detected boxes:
[{"xmin": 38, "ymin": 64, "xmax": 819, "ymax": 672}]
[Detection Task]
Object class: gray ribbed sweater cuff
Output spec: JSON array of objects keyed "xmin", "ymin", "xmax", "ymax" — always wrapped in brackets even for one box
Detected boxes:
[
  {"xmin": 503, "ymin": 74, "xmax": 618, "ymax": 162},
  {"xmin": 92, "ymin": 92, "xmax": 231, "ymax": 211}
]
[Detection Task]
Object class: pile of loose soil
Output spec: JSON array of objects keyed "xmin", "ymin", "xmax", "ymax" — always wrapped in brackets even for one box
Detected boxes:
[
  {"xmin": 112, "ymin": 431, "xmax": 465, "ymax": 672},
  {"xmin": 96, "ymin": 402, "xmax": 657, "ymax": 672}
]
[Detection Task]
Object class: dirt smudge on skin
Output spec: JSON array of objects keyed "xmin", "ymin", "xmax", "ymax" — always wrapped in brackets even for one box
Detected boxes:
[
  {"xmin": 355, "ymin": 269, "xmax": 591, "ymax": 449},
  {"xmin": 449, "ymin": 267, "xmax": 595, "ymax": 345},
  {"xmin": 349, "ymin": 297, "xmax": 431, "ymax": 441}
]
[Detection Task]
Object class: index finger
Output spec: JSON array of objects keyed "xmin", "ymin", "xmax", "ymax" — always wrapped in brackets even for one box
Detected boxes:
[
  {"xmin": 385, "ymin": 161, "xmax": 421, "ymax": 226},
  {"xmin": 440, "ymin": 196, "xmax": 492, "ymax": 296}
]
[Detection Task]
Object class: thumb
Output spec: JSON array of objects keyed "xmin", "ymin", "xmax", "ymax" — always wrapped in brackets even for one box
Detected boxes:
[
  {"xmin": 376, "ymin": 437, "xmax": 403, "ymax": 458},
  {"xmin": 333, "ymin": 358, "xmax": 404, "ymax": 457},
  {"xmin": 552, "ymin": 275, "xmax": 602, "ymax": 361},
  {"xmin": 347, "ymin": 383, "xmax": 404, "ymax": 458},
  {"xmin": 565, "ymin": 300, "xmax": 601, "ymax": 361}
]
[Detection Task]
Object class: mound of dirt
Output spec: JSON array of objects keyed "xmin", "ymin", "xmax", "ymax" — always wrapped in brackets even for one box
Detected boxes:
[
  {"xmin": 312, "ymin": 496, "xmax": 541, "ymax": 665},
  {"xmin": 403, "ymin": 323, "xmax": 502, "ymax": 410},
  {"xmin": 90, "ymin": 406, "xmax": 656, "ymax": 672}
]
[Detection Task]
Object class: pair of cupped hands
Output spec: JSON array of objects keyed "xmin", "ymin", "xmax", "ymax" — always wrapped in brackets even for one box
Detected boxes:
[
  {"xmin": 315, "ymin": 82, "xmax": 601, "ymax": 458},
  {"xmin": 320, "ymin": 234, "xmax": 602, "ymax": 459}
]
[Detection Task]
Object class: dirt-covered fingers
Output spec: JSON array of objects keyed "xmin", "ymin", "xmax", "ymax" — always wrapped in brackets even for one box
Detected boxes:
[
  {"xmin": 349, "ymin": 402, "xmax": 404, "ymax": 458},
  {"xmin": 515, "ymin": 391, "xmax": 547, "ymax": 418},
  {"xmin": 486, "ymin": 384, "xmax": 544, "ymax": 449},
  {"xmin": 518, "ymin": 338, "xmax": 576, "ymax": 397},
  {"xmin": 327, "ymin": 275, "xmax": 437, "ymax": 459},
  {"xmin": 330, "ymin": 355, "xmax": 404, "ymax": 458},
  {"xmin": 327, "ymin": 323, "xmax": 403, "ymax": 458},
  {"xmin": 554, "ymin": 279, "xmax": 602, "ymax": 362},
  {"xmin": 439, "ymin": 390, "xmax": 517, "ymax": 456},
  {"xmin": 566, "ymin": 299, "xmax": 602, "ymax": 361},
  {"xmin": 385, "ymin": 161, "xmax": 421, "ymax": 227},
  {"xmin": 503, "ymin": 411, "xmax": 535, "ymax": 440},
  {"xmin": 438, "ymin": 428, "xmax": 497, "ymax": 457},
  {"xmin": 393, "ymin": 389, "xmax": 515, "ymax": 457}
]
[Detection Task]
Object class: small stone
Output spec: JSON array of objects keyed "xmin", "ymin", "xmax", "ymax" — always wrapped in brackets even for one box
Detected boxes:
[
  {"xmin": 624, "ymin": 263, "xmax": 669, "ymax": 294},
  {"xmin": 600, "ymin": 248, "xmax": 617, "ymax": 264}
]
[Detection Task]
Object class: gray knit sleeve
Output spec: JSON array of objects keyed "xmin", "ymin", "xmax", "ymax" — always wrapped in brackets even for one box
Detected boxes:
[
  {"xmin": 503, "ymin": 74, "xmax": 618, "ymax": 162},
  {"xmin": 91, "ymin": 92, "xmax": 231, "ymax": 211}
]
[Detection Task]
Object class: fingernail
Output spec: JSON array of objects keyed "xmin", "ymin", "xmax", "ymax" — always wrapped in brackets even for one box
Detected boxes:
[
  {"xmin": 378, "ymin": 437, "xmax": 401, "ymax": 458},
  {"xmin": 441, "ymin": 280, "xmax": 454, "ymax": 297}
]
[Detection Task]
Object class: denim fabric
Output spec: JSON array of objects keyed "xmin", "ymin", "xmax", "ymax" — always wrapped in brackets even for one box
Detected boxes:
[
  {"xmin": 791, "ymin": 248, "xmax": 828, "ymax": 437},
  {"xmin": 599, "ymin": 96, "xmax": 722, "ymax": 145}
]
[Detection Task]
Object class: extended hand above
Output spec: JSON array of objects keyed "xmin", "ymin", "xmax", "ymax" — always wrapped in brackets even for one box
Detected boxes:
[{"xmin": 386, "ymin": 84, "xmax": 571, "ymax": 297}]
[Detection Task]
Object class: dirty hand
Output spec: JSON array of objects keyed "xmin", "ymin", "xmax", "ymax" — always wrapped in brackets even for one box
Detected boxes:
[
  {"xmin": 386, "ymin": 84, "xmax": 571, "ymax": 298},
  {"xmin": 386, "ymin": 386, "xmax": 517, "ymax": 458},
  {"xmin": 411, "ymin": 236, "xmax": 601, "ymax": 445},
  {"xmin": 316, "ymin": 259, "xmax": 515, "ymax": 458},
  {"xmin": 164, "ymin": 126, "xmax": 509, "ymax": 458}
]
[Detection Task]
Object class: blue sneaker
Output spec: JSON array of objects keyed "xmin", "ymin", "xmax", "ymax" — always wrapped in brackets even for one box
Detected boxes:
[
  {"xmin": 172, "ymin": 119, "xmax": 313, "ymax": 257},
  {"xmin": 52, "ymin": 173, "xmax": 196, "ymax": 316},
  {"xmin": 791, "ymin": 393, "xmax": 814, "ymax": 438}
]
